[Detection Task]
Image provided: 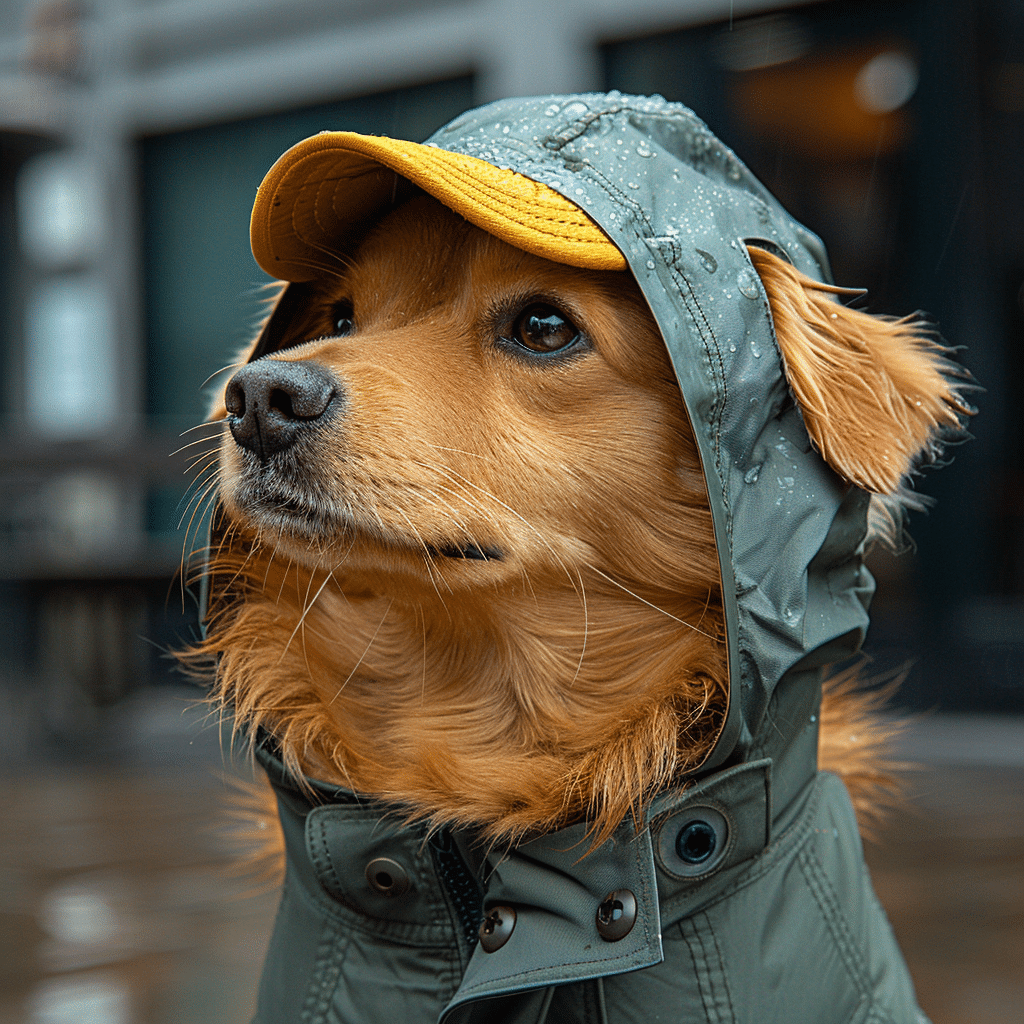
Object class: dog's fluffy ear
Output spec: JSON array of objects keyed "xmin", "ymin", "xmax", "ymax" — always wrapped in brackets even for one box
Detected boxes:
[{"xmin": 747, "ymin": 246, "xmax": 971, "ymax": 495}]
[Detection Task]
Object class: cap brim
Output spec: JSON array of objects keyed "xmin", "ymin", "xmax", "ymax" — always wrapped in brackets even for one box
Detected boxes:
[{"xmin": 250, "ymin": 132, "xmax": 627, "ymax": 281}]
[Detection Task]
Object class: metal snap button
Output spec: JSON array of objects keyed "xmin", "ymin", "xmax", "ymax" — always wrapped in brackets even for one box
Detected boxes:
[
  {"xmin": 595, "ymin": 889, "xmax": 637, "ymax": 942},
  {"xmin": 676, "ymin": 819, "xmax": 717, "ymax": 864},
  {"xmin": 656, "ymin": 803, "xmax": 729, "ymax": 879},
  {"xmin": 479, "ymin": 905, "xmax": 516, "ymax": 952},
  {"xmin": 364, "ymin": 857, "xmax": 411, "ymax": 898}
]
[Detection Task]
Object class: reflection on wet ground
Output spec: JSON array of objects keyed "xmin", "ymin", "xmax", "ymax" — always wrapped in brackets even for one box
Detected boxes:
[
  {"xmin": 866, "ymin": 759, "xmax": 1024, "ymax": 1024},
  {"xmin": 0, "ymin": 689, "xmax": 275, "ymax": 1024},
  {"xmin": 0, "ymin": 689, "xmax": 1021, "ymax": 1023}
]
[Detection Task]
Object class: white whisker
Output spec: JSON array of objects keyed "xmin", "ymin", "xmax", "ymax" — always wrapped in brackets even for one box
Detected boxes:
[
  {"xmin": 584, "ymin": 563, "xmax": 718, "ymax": 641},
  {"xmin": 330, "ymin": 599, "xmax": 393, "ymax": 703},
  {"xmin": 278, "ymin": 568, "xmax": 335, "ymax": 663}
]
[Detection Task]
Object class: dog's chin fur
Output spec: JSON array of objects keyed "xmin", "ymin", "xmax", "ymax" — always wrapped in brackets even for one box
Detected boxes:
[{"xmin": 188, "ymin": 195, "xmax": 968, "ymax": 849}]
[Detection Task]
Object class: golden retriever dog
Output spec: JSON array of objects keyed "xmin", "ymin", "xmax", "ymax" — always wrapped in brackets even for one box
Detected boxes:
[
  {"xmin": 187, "ymin": 192, "xmax": 963, "ymax": 852},
  {"xmin": 179, "ymin": 91, "xmax": 976, "ymax": 1023}
]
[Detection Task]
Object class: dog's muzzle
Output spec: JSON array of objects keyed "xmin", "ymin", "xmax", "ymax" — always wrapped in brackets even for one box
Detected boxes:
[{"xmin": 225, "ymin": 359, "xmax": 341, "ymax": 461}]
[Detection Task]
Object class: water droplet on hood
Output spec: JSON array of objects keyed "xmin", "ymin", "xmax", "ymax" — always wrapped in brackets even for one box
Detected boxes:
[
  {"xmin": 544, "ymin": 104, "xmax": 560, "ymax": 117},
  {"xmin": 636, "ymin": 142, "xmax": 654, "ymax": 157},
  {"xmin": 561, "ymin": 101, "xmax": 589, "ymax": 119},
  {"xmin": 737, "ymin": 268, "xmax": 761, "ymax": 299},
  {"xmin": 627, "ymin": 181, "xmax": 640, "ymax": 189},
  {"xmin": 782, "ymin": 606, "xmax": 801, "ymax": 626},
  {"xmin": 695, "ymin": 248, "xmax": 717, "ymax": 273},
  {"xmin": 744, "ymin": 465, "xmax": 761, "ymax": 484}
]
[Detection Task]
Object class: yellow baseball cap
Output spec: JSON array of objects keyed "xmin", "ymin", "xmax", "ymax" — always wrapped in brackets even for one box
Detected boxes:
[{"xmin": 250, "ymin": 131, "xmax": 628, "ymax": 281}]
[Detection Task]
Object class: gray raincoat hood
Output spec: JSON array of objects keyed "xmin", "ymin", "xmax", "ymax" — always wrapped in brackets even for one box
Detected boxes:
[{"xmin": 239, "ymin": 93, "xmax": 926, "ymax": 1023}]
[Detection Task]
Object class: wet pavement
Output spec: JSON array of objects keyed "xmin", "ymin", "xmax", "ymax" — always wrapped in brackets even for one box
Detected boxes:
[
  {"xmin": 0, "ymin": 689, "xmax": 1021, "ymax": 1023},
  {"xmin": 0, "ymin": 689, "xmax": 276, "ymax": 1024},
  {"xmin": 865, "ymin": 760, "xmax": 1024, "ymax": 1024}
]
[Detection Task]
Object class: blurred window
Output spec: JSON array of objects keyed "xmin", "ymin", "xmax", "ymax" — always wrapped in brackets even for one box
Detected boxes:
[
  {"xmin": 140, "ymin": 76, "xmax": 474, "ymax": 436},
  {"xmin": 140, "ymin": 76, "xmax": 474, "ymax": 539},
  {"xmin": 602, "ymin": 3, "xmax": 920, "ymax": 310}
]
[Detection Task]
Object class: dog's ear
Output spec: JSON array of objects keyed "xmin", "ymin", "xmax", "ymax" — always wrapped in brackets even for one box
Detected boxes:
[{"xmin": 747, "ymin": 246, "xmax": 971, "ymax": 495}]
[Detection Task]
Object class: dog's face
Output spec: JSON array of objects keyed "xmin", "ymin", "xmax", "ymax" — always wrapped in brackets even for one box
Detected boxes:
[
  {"xmin": 216, "ymin": 195, "xmax": 716, "ymax": 605},
  {"xmin": 203, "ymin": 195, "xmax": 725, "ymax": 842}
]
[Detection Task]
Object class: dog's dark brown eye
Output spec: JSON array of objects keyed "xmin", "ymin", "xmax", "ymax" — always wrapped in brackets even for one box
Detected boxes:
[
  {"xmin": 512, "ymin": 304, "xmax": 581, "ymax": 354},
  {"xmin": 332, "ymin": 300, "xmax": 355, "ymax": 337}
]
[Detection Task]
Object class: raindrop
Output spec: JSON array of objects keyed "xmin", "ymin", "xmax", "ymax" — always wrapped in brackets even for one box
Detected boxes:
[
  {"xmin": 636, "ymin": 143, "xmax": 654, "ymax": 158},
  {"xmin": 728, "ymin": 343, "xmax": 736, "ymax": 353},
  {"xmin": 726, "ymin": 160, "xmax": 743, "ymax": 181},
  {"xmin": 744, "ymin": 465, "xmax": 761, "ymax": 484},
  {"xmin": 750, "ymin": 340, "xmax": 762, "ymax": 358},
  {"xmin": 627, "ymin": 181, "xmax": 640, "ymax": 189},
  {"xmin": 695, "ymin": 248, "xmax": 717, "ymax": 273},
  {"xmin": 779, "ymin": 476, "xmax": 795, "ymax": 488},
  {"xmin": 646, "ymin": 260, "xmax": 656, "ymax": 270},
  {"xmin": 544, "ymin": 104, "xmax": 561, "ymax": 117},
  {"xmin": 736, "ymin": 268, "xmax": 761, "ymax": 299},
  {"xmin": 561, "ymin": 101, "xmax": 589, "ymax": 119},
  {"xmin": 782, "ymin": 606, "xmax": 801, "ymax": 626}
]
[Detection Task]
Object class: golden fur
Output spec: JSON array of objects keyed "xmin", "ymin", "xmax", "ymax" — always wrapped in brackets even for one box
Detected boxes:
[{"xmin": 186, "ymin": 195, "xmax": 966, "ymax": 850}]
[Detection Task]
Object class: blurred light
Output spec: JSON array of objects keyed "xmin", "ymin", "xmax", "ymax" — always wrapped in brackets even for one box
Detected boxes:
[
  {"xmin": 854, "ymin": 51, "xmax": 918, "ymax": 114},
  {"xmin": 40, "ymin": 886, "xmax": 119, "ymax": 946},
  {"xmin": 29, "ymin": 974, "xmax": 129, "ymax": 1024},
  {"xmin": 39, "ymin": 472, "xmax": 125, "ymax": 557},
  {"xmin": 17, "ymin": 151, "xmax": 106, "ymax": 269},
  {"xmin": 24, "ymin": 275, "xmax": 118, "ymax": 437},
  {"xmin": 718, "ymin": 15, "xmax": 811, "ymax": 72}
]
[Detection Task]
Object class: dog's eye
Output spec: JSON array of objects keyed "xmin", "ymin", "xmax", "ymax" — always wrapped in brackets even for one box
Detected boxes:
[
  {"xmin": 511, "ymin": 304, "xmax": 581, "ymax": 355},
  {"xmin": 332, "ymin": 300, "xmax": 355, "ymax": 337}
]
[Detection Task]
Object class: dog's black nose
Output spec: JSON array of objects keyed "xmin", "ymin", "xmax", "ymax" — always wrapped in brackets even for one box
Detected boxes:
[{"xmin": 224, "ymin": 359, "xmax": 340, "ymax": 460}]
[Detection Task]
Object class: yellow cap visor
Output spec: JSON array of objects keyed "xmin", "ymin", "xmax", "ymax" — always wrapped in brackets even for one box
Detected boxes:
[{"xmin": 250, "ymin": 132, "xmax": 627, "ymax": 281}]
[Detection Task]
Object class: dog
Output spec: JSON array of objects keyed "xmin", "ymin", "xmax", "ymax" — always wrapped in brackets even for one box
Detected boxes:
[{"xmin": 185, "ymin": 95, "xmax": 969, "ymax": 1023}]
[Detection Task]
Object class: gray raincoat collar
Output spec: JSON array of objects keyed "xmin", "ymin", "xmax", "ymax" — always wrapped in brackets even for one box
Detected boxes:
[{"xmin": 256, "ymin": 734, "xmax": 787, "ymax": 1023}]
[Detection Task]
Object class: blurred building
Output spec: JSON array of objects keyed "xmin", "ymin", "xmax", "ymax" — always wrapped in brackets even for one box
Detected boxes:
[{"xmin": 0, "ymin": 0, "xmax": 1022, "ymax": 744}]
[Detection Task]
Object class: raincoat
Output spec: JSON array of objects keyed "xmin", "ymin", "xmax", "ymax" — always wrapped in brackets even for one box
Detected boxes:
[{"xmin": 245, "ymin": 93, "xmax": 928, "ymax": 1023}]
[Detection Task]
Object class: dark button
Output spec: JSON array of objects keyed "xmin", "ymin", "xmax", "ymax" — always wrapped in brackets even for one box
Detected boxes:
[
  {"xmin": 364, "ymin": 857, "xmax": 411, "ymax": 898},
  {"xmin": 655, "ymin": 804, "xmax": 729, "ymax": 879},
  {"xmin": 479, "ymin": 905, "xmax": 516, "ymax": 952},
  {"xmin": 596, "ymin": 889, "xmax": 637, "ymax": 942},
  {"xmin": 676, "ymin": 819, "xmax": 717, "ymax": 864}
]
